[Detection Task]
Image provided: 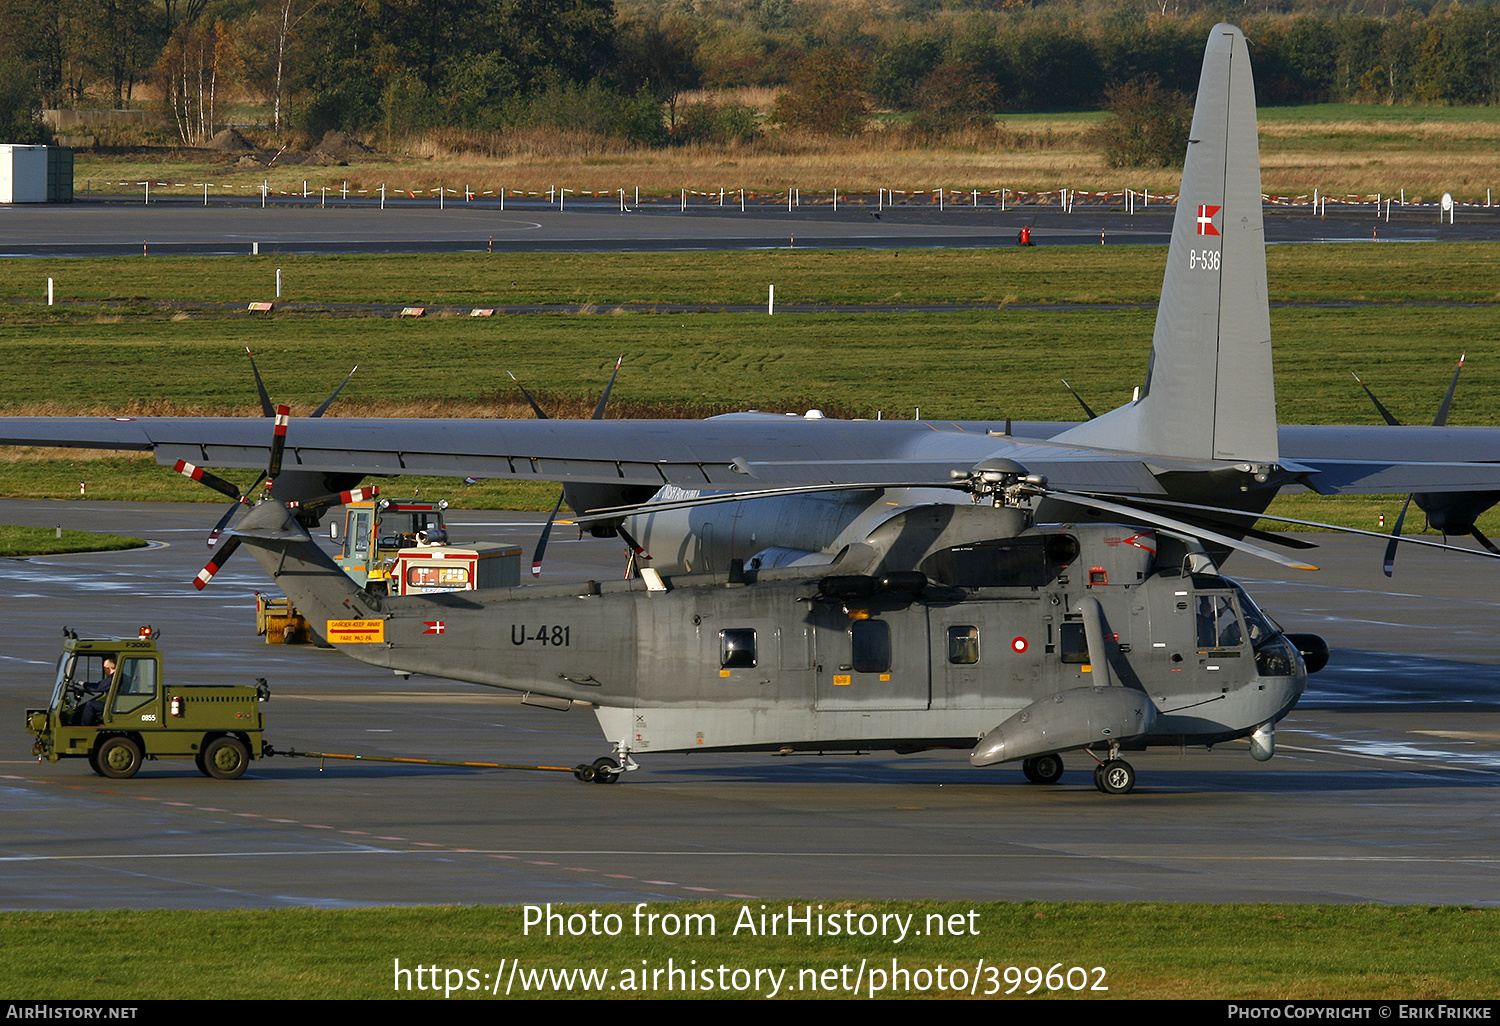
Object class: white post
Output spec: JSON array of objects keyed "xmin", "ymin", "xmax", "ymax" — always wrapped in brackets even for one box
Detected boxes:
[
  {"xmin": 833, "ymin": 187, "xmax": 837, "ymax": 211},
  {"xmin": 303, "ymin": 180, "xmax": 307, "ymax": 198},
  {"xmin": 719, "ymin": 187, "xmax": 724, "ymax": 206},
  {"xmin": 939, "ymin": 188, "xmax": 943, "ymax": 211},
  {"xmin": 788, "ymin": 189, "xmax": 793, "ymax": 212},
  {"xmin": 1001, "ymin": 188, "xmax": 1006, "ymax": 212},
  {"xmin": 262, "ymin": 180, "xmax": 267, "ymax": 208},
  {"xmin": 559, "ymin": 189, "xmax": 564, "ymax": 211},
  {"xmin": 1144, "ymin": 190, "xmax": 1149, "ymax": 206},
  {"xmin": 740, "ymin": 189, "xmax": 745, "ymax": 212},
  {"xmin": 321, "ymin": 186, "xmax": 326, "ymax": 208},
  {"xmin": 466, "ymin": 184, "xmax": 471, "ymax": 202},
  {"xmin": 768, "ymin": 284, "xmax": 774, "ymax": 316},
  {"xmin": 1313, "ymin": 187, "xmax": 1318, "ymax": 211},
  {"xmin": 342, "ymin": 181, "xmax": 347, "ymax": 200},
  {"xmin": 681, "ymin": 188, "xmax": 685, "ymax": 212},
  {"xmin": 1401, "ymin": 188, "xmax": 1404, "ymax": 205},
  {"xmin": 878, "ymin": 188, "xmax": 883, "ymax": 211},
  {"xmin": 204, "ymin": 183, "xmax": 209, "ymax": 206},
  {"xmin": 635, "ymin": 186, "xmax": 639, "ymax": 205},
  {"xmin": 973, "ymin": 189, "xmax": 978, "ymax": 207},
  {"xmin": 439, "ymin": 187, "xmax": 444, "ymax": 210},
  {"xmin": 47, "ymin": 278, "xmax": 53, "ymax": 306},
  {"xmin": 143, "ymin": 180, "xmax": 148, "ymax": 204},
  {"xmin": 619, "ymin": 188, "xmax": 625, "ymax": 211},
  {"xmin": 253, "ymin": 242, "xmax": 259, "ymax": 255},
  {"xmin": 276, "ymin": 268, "xmax": 282, "ymax": 298},
  {"xmin": 500, "ymin": 188, "xmax": 505, "ymax": 211},
  {"xmin": 381, "ymin": 184, "xmax": 385, "ymax": 210},
  {"xmin": 549, "ymin": 185, "xmax": 555, "ymax": 205}
]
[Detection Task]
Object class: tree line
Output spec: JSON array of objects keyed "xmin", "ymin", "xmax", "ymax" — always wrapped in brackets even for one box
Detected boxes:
[{"xmin": 0, "ymin": 0, "xmax": 1497, "ymax": 147}]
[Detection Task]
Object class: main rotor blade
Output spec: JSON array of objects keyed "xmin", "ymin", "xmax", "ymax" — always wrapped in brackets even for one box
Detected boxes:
[
  {"xmin": 1350, "ymin": 372, "xmax": 1402, "ymax": 426},
  {"xmin": 591, "ymin": 355, "xmax": 624, "ymax": 421},
  {"xmin": 1432, "ymin": 352, "xmax": 1465, "ymax": 427},
  {"xmin": 1077, "ymin": 491, "xmax": 1500, "ymax": 564},
  {"xmin": 245, "ymin": 347, "xmax": 275, "ymax": 417},
  {"xmin": 1382, "ymin": 494, "xmax": 1413, "ymax": 577},
  {"xmin": 311, "ymin": 365, "xmax": 359, "ymax": 418},
  {"xmin": 1046, "ymin": 488, "xmax": 1319, "ymax": 571},
  {"xmin": 506, "ymin": 371, "xmax": 550, "ymax": 420},
  {"xmin": 532, "ymin": 490, "xmax": 566, "ymax": 577}
]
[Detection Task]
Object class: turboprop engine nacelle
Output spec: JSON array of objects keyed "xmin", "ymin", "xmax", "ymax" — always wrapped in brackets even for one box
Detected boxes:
[{"xmin": 970, "ymin": 686, "xmax": 1160, "ymax": 767}]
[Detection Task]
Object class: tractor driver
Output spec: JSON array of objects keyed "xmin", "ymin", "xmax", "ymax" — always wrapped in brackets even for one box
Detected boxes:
[{"xmin": 78, "ymin": 657, "xmax": 116, "ymax": 726}]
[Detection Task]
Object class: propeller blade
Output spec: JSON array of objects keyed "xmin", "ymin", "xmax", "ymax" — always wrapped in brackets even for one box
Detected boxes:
[
  {"xmin": 193, "ymin": 536, "xmax": 242, "ymax": 590},
  {"xmin": 1382, "ymin": 494, "xmax": 1413, "ymax": 577},
  {"xmin": 592, "ymin": 355, "xmax": 624, "ymax": 421},
  {"xmin": 1432, "ymin": 352, "xmax": 1465, "ymax": 427},
  {"xmin": 266, "ymin": 404, "xmax": 291, "ymax": 481},
  {"xmin": 1061, "ymin": 379, "xmax": 1097, "ymax": 420},
  {"xmin": 532, "ymin": 490, "xmax": 566, "ymax": 577},
  {"xmin": 311, "ymin": 365, "xmax": 359, "ymax": 418},
  {"xmin": 1349, "ymin": 371, "xmax": 1402, "ymax": 426},
  {"xmin": 507, "ymin": 371, "xmax": 550, "ymax": 420},
  {"xmin": 172, "ymin": 459, "xmax": 242, "ymax": 502},
  {"xmin": 245, "ymin": 347, "xmax": 275, "ymax": 417},
  {"xmin": 1472, "ymin": 526, "xmax": 1499, "ymax": 555}
]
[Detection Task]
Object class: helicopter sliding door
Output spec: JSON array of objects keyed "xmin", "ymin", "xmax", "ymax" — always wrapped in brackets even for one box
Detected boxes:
[{"xmin": 813, "ymin": 605, "xmax": 931, "ymax": 711}]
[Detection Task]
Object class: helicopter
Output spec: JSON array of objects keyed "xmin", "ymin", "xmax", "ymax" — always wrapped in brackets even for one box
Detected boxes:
[{"xmin": 222, "ymin": 456, "xmax": 1330, "ymax": 795}]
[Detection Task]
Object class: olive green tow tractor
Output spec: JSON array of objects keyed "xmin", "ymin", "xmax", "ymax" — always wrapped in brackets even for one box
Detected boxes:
[{"xmin": 27, "ymin": 627, "xmax": 268, "ymax": 780}]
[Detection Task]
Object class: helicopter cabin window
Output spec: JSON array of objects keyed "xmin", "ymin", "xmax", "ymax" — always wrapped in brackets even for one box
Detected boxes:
[
  {"xmin": 919, "ymin": 534, "xmax": 1078, "ymax": 588},
  {"xmin": 851, "ymin": 620, "xmax": 891, "ymax": 674},
  {"xmin": 111, "ymin": 658, "xmax": 158, "ymax": 715},
  {"xmin": 720, "ymin": 629, "xmax": 757, "ymax": 669},
  {"xmin": 1058, "ymin": 622, "xmax": 1090, "ymax": 664},
  {"xmin": 947, "ymin": 626, "xmax": 980, "ymax": 664},
  {"xmin": 1196, "ymin": 595, "xmax": 1243, "ymax": 649}
]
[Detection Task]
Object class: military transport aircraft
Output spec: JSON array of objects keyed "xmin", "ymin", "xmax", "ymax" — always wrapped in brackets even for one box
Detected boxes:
[{"xmin": 3, "ymin": 25, "xmax": 1498, "ymax": 791}]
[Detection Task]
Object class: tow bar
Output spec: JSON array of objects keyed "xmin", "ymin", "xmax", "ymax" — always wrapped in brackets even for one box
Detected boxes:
[{"xmin": 265, "ymin": 745, "xmax": 622, "ymax": 783}]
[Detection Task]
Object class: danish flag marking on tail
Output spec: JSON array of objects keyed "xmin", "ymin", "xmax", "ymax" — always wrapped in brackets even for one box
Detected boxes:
[
  {"xmin": 423, "ymin": 621, "xmax": 446, "ymax": 635},
  {"xmin": 1196, "ymin": 204, "xmax": 1221, "ymax": 236}
]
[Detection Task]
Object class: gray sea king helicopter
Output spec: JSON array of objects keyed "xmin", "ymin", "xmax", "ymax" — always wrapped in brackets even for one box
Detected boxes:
[{"xmin": 6, "ymin": 25, "xmax": 1500, "ymax": 791}]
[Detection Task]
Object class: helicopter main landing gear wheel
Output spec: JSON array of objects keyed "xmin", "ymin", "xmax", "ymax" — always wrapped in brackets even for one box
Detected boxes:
[
  {"xmin": 1021, "ymin": 754, "xmax": 1064, "ymax": 784},
  {"xmin": 1094, "ymin": 759, "xmax": 1136, "ymax": 795}
]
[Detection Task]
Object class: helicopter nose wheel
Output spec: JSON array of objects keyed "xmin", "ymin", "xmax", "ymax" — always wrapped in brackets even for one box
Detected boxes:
[{"xmin": 1094, "ymin": 759, "xmax": 1136, "ymax": 794}]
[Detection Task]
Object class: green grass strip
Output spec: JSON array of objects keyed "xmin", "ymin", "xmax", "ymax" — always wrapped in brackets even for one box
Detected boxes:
[
  {"xmin": 0, "ymin": 524, "xmax": 146, "ymax": 557},
  {"xmin": 2, "ymin": 901, "xmax": 1496, "ymax": 999}
]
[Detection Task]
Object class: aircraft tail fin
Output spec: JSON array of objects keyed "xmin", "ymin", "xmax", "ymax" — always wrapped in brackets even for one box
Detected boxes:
[{"xmin": 1057, "ymin": 24, "xmax": 1277, "ymax": 464}]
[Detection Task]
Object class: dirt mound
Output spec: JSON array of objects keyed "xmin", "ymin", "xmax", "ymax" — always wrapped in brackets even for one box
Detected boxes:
[
  {"xmin": 315, "ymin": 130, "xmax": 373, "ymax": 156},
  {"xmin": 207, "ymin": 127, "xmax": 256, "ymax": 152}
]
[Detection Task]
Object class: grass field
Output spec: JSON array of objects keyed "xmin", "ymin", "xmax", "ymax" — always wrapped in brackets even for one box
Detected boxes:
[
  {"xmin": 0, "ymin": 524, "xmax": 146, "ymax": 556},
  {"xmin": 3, "ymin": 901, "xmax": 1497, "ymax": 999},
  {"xmin": 68, "ymin": 103, "xmax": 1500, "ymax": 201},
  {"xmin": 2, "ymin": 244, "xmax": 1497, "ymax": 535}
]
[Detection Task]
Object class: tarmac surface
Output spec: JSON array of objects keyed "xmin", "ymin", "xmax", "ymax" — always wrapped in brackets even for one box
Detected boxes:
[
  {"xmin": 2, "ymin": 498, "xmax": 1499, "ymax": 910},
  {"xmin": 2, "ymin": 194, "xmax": 1498, "ymax": 257}
]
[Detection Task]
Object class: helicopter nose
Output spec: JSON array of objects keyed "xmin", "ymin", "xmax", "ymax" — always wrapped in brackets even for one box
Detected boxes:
[{"xmin": 1285, "ymin": 633, "xmax": 1329, "ymax": 674}]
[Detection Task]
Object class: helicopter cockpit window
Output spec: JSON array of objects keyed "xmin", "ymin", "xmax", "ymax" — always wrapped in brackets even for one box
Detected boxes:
[
  {"xmin": 919, "ymin": 535, "xmax": 1075, "ymax": 588},
  {"xmin": 720, "ymin": 629, "xmax": 757, "ymax": 669},
  {"xmin": 1233, "ymin": 584, "xmax": 1298, "ymax": 676},
  {"xmin": 948, "ymin": 626, "xmax": 980, "ymax": 664},
  {"xmin": 851, "ymin": 620, "xmax": 891, "ymax": 674},
  {"xmin": 1195, "ymin": 595, "xmax": 1243, "ymax": 649},
  {"xmin": 111, "ymin": 658, "xmax": 158, "ymax": 715}
]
